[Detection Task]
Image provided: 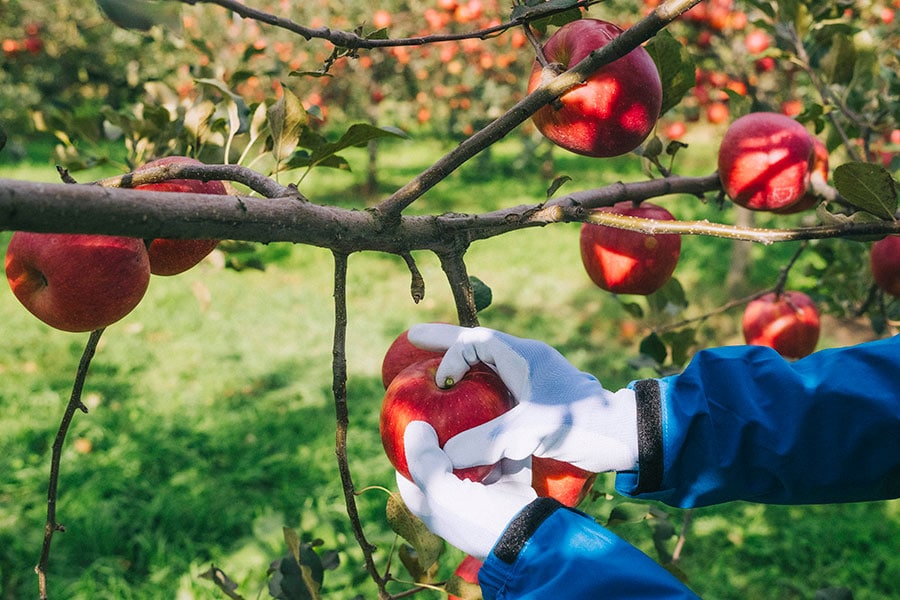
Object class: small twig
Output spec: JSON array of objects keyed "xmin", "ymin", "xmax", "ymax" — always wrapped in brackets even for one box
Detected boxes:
[
  {"xmin": 772, "ymin": 242, "xmax": 808, "ymax": 297},
  {"xmin": 400, "ymin": 252, "xmax": 425, "ymax": 304},
  {"xmin": 671, "ymin": 509, "xmax": 694, "ymax": 563},
  {"xmin": 95, "ymin": 162, "xmax": 300, "ymax": 200},
  {"xmin": 35, "ymin": 328, "xmax": 105, "ymax": 600},
  {"xmin": 330, "ymin": 251, "xmax": 390, "ymax": 599}
]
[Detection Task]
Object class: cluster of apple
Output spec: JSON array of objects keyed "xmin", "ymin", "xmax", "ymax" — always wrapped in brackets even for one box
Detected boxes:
[
  {"xmin": 2, "ymin": 21, "xmax": 43, "ymax": 58},
  {"xmin": 521, "ymin": 17, "xmax": 899, "ymax": 362},
  {"xmin": 4, "ymin": 157, "xmax": 226, "ymax": 333}
]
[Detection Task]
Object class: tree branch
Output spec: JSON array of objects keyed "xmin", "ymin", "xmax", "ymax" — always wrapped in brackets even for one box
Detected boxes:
[
  {"xmin": 181, "ymin": 0, "xmax": 602, "ymax": 49},
  {"xmin": 3, "ymin": 177, "xmax": 899, "ymax": 252},
  {"xmin": 330, "ymin": 252, "xmax": 390, "ymax": 598}
]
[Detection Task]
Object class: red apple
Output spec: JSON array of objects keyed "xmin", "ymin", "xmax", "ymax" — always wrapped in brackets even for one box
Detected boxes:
[
  {"xmin": 718, "ymin": 112, "xmax": 815, "ymax": 212},
  {"xmin": 744, "ymin": 29, "xmax": 771, "ymax": 54},
  {"xmin": 531, "ymin": 456, "xmax": 597, "ymax": 507},
  {"xmin": 381, "ymin": 328, "xmax": 445, "ymax": 389},
  {"xmin": 527, "ymin": 18, "xmax": 662, "ymax": 158},
  {"xmin": 381, "ymin": 358, "xmax": 515, "ymax": 482},
  {"xmin": 870, "ymin": 235, "xmax": 900, "ymax": 298},
  {"xmin": 580, "ymin": 202, "xmax": 682, "ymax": 295},
  {"xmin": 5, "ymin": 233, "xmax": 150, "ymax": 332},
  {"xmin": 448, "ymin": 554, "xmax": 483, "ymax": 600},
  {"xmin": 742, "ymin": 291, "xmax": 820, "ymax": 359},
  {"xmin": 134, "ymin": 156, "xmax": 227, "ymax": 276},
  {"xmin": 772, "ymin": 136, "xmax": 829, "ymax": 214}
]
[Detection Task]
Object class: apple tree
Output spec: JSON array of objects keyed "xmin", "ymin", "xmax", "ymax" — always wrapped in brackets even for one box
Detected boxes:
[{"xmin": 0, "ymin": 0, "xmax": 898, "ymax": 598}]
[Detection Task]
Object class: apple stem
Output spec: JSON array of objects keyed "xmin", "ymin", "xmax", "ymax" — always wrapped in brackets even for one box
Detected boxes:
[
  {"xmin": 772, "ymin": 242, "xmax": 807, "ymax": 299},
  {"xmin": 521, "ymin": 24, "xmax": 552, "ymax": 69},
  {"xmin": 35, "ymin": 327, "xmax": 105, "ymax": 600}
]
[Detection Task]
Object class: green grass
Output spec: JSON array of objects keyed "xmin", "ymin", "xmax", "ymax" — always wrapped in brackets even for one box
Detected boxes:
[{"xmin": 1, "ymin": 132, "xmax": 897, "ymax": 599}]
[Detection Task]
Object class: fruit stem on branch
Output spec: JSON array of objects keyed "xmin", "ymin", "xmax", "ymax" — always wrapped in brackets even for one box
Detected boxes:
[
  {"xmin": 35, "ymin": 327, "xmax": 105, "ymax": 600},
  {"xmin": 437, "ymin": 250, "xmax": 479, "ymax": 328}
]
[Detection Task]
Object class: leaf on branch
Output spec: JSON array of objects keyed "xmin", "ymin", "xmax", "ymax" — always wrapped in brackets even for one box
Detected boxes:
[
  {"xmin": 287, "ymin": 123, "xmax": 407, "ymax": 173},
  {"xmin": 645, "ymin": 31, "xmax": 696, "ymax": 117},
  {"xmin": 546, "ymin": 175, "xmax": 572, "ymax": 199},
  {"xmin": 267, "ymin": 529, "xmax": 327, "ymax": 600},
  {"xmin": 196, "ymin": 78, "xmax": 251, "ymax": 136},
  {"xmin": 470, "ymin": 276, "xmax": 493, "ymax": 312},
  {"xmin": 607, "ymin": 501, "xmax": 652, "ymax": 526},
  {"xmin": 268, "ymin": 84, "xmax": 310, "ymax": 165},
  {"xmin": 94, "ymin": 0, "xmax": 181, "ymax": 32},
  {"xmin": 639, "ymin": 332, "xmax": 668, "ymax": 365},
  {"xmin": 511, "ymin": 0, "xmax": 582, "ymax": 34},
  {"xmin": 199, "ymin": 565, "xmax": 244, "ymax": 600},
  {"xmin": 832, "ymin": 162, "xmax": 898, "ymax": 220},
  {"xmin": 386, "ymin": 492, "xmax": 444, "ymax": 572}
]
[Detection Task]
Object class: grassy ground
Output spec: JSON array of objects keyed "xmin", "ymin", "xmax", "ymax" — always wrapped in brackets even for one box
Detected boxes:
[{"xmin": 1, "ymin": 132, "xmax": 897, "ymax": 599}]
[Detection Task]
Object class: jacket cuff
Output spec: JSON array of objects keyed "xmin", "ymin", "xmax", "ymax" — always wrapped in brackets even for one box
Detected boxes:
[
  {"xmin": 491, "ymin": 497, "xmax": 563, "ymax": 564},
  {"xmin": 631, "ymin": 379, "xmax": 664, "ymax": 494}
]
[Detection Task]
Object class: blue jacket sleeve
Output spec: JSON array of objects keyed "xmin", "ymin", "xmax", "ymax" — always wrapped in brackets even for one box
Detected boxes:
[
  {"xmin": 616, "ymin": 336, "xmax": 900, "ymax": 507},
  {"xmin": 478, "ymin": 498, "xmax": 699, "ymax": 600}
]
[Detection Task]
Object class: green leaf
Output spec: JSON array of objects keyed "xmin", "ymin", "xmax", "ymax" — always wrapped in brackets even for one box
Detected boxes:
[
  {"xmin": 832, "ymin": 162, "xmax": 898, "ymax": 220},
  {"xmin": 546, "ymin": 175, "xmax": 572, "ymax": 199},
  {"xmin": 470, "ymin": 276, "xmax": 493, "ymax": 312},
  {"xmin": 620, "ymin": 301, "xmax": 645, "ymax": 319},
  {"xmin": 95, "ymin": 0, "xmax": 181, "ymax": 31},
  {"xmin": 660, "ymin": 327, "xmax": 696, "ymax": 367},
  {"xmin": 386, "ymin": 492, "xmax": 444, "ymax": 571},
  {"xmin": 304, "ymin": 123, "xmax": 407, "ymax": 171},
  {"xmin": 645, "ymin": 31, "xmax": 696, "ymax": 117},
  {"xmin": 511, "ymin": 0, "xmax": 582, "ymax": 33},
  {"xmin": 639, "ymin": 332, "xmax": 667, "ymax": 364},
  {"xmin": 267, "ymin": 85, "xmax": 309, "ymax": 164},
  {"xmin": 196, "ymin": 78, "xmax": 251, "ymax": 135}
]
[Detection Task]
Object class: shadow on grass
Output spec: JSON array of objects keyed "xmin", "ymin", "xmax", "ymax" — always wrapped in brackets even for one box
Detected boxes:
[{"xmin": 0, "ymin": 360, "xmax": 396, "ymax": 599}]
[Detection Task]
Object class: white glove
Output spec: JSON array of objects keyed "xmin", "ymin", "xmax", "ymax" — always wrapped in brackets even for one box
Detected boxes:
[
  {"xmin": 397, "ymin": 421, "xmax": 537, "ymax": 560},
  {"xmin": 407, "ymin": 324, "xmax": 639, "ymax": 473}
]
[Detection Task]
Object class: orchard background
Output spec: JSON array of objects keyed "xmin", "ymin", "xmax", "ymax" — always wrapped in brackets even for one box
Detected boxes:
[{"xmin": 1, "ymin": 0, "xmax": 899, "ymax": 599}]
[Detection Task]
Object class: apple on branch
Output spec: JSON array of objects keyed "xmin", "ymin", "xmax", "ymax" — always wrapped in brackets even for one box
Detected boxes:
[
  {"xmin": 527, "ymin": 18, "xmax": 662, "ymax": 158},
  {"xmin": 5, "ymin": 233, "xmax": 151, "ymax": 332},
  {"xmin": 579, "ymin": 201, "xmax": 682, "ymax": 296},
  {"xmin": 717, "ymin": 112, "xmax": 816, "ymax": 212},
  {"xmin": 134, "ymin": 156, "xmax": 228, "ymax": 276},
  {"xmin": 870, "ymin": 235, "xmax": 900, "ymax": 298},
  {"xmin": 742, "ymin": 291, "xmax": 820, "ymax": 359}
]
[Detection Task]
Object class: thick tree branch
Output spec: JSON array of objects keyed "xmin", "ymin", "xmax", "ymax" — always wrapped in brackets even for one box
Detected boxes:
[{"xmin": 3, "ymin": 177, "xmax": 899, "ymax": 252}]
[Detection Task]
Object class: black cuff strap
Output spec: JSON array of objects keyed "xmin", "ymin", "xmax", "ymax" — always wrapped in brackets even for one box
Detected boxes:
[
  {"xmin": 492, "ymin": 497, "xmax": 562, "ymax": 564},
  {"xmin": 633, "ymin": 379, "xmax": 664, "ymax": 494}
]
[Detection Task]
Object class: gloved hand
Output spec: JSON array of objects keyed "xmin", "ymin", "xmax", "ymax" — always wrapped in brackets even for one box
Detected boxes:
[
  {"xmin": 397, "ymin": 421, "xmax": 537, "ymax": 560},
  {"xmin": 407, "ymin": 324, "xmax": 639, "ymax": 473}
]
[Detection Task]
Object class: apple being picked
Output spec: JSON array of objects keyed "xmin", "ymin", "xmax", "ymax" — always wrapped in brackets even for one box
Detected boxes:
[
  {"xmin": 381, "ymin": 327, "xmax": 445, "ymax": 389},
  {"xmin": 527, "ymin": 18, "xmax": 662, "ymax": 158},
  {"xmin": 531, "ymin": 456, "xmax": 597, "ymax": 507},
  {"xmin": 718, "ymin": 112, "xmax": 815, "ymax": 212},
  {"xmin": 134, "ymin": 156, "xmax": 227, "ymax": 276},
  {"xmin": 742, "ymin": 291, "xmax": 820, "ymax": 359},
  {"xmin": 579, "ymin": 201, "xmax": 681, "ymax": 295},
  {"xmin": 870, "ymin": 235, "xmax": 900, "ymax": 298},
  {"xmin": 5, "ymin": 233, "xmax": 151, "ymax": 332},
  {"xmin": 380, "ymin": 357, "xmax": 515, "ymax": 483}
]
